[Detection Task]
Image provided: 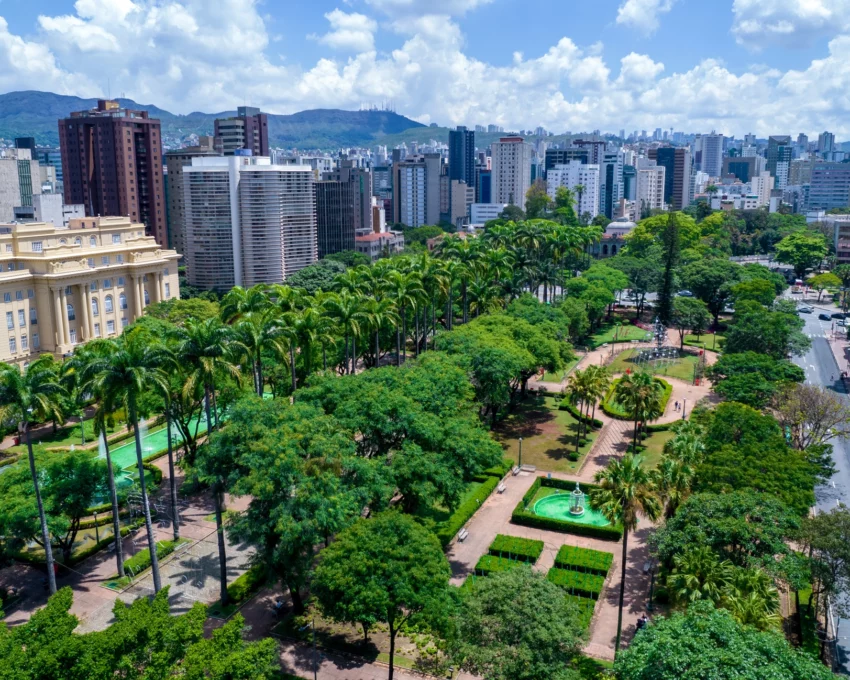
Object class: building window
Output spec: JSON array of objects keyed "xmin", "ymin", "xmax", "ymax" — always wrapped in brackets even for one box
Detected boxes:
[
  {"xmin": 59, "ymin": 239, "xmax": 67, "ymax": 245},
  {"xmin": 116, "ymin": 254, "xmax": 124, "ymax": 264},
  {"xmin": 20, "ymin": 335, "xmax": 27, "ymax": 351},
  {"xmin": 91, "ymin": 298, "xmax": 99, "ymax": 317},
  {"xmin": 104, "ymin": 295, "xmax": 114, "ymax": 313},
  {"xmin": 4, "ymin": 244, "xmax": 10, "ymax": 252},
  {"xmin": 30, "ymin": 307, "xmax": 37, "ymax": 325},
  {"xmin": 31, "ymin": 241, "xmax": 42, "ymax": 252},
  {"xmin": 90, "ymin": 281, "xmax": 98, "ymax": 291},
  {"xmin": 9, "ymin": 337, "xmax": 16, "ymax": 353},
  {"xmin": 65, "ymin": 286, "xmax": 72, "ymax": 295},
  {"xmin": 5, "ymin": 311, "xmax": 12, "ymax": 329},
  {"xmin": 17, "ymin": 309, "xmax": 24, "ymax": 327},
  {"xmin": 94, "ymin": 322, "xmax": 101, "ymax": 337},
  {"xmin": 101, "ymin": 256, "xmax": 110, "ymax": 265},
  {"xmin": 15, "ymin": 290, "xmax": 22, "ymax": 301},
  {"xmin": 118, "ymin": 276, "xmax": 125, "ymax": 285},
  {"xmin": 3, "ymin": 293, "xmax": 10, "ymax": 303},
  {"xmin": 70, "ymin": 329, "xmax": 77, "ymax": 344},
  {"xmin": 67, "ymin": 303, "xmax": 75, "ymax": 321},
  {"xmin": 88, "ymin": 258, "xmax": 95, "ymax": 268},
  {"xmin": 112, "ymin": 234, "xmax": 121, "ymax": 244},
  {"xmin": 121, "ymin": 317, "xmax": 128, "ymax": 328},
  {"xmin": 32, "ymin": 333, "xmax": 39, "ymax": 349},
  {"xmin": 119, "ymin": 293, "xmax": 127, "ymax": 310},
  {"xmin": 89, "ymin": 236, "xmax": 97, "ymax": 246},
  {"xmin": 165, "ymin": 283, "xmax": 170, "ymax": 299},
  {"xmin": 74, "ymin": 237, "xmax": 81, "ymax": 245},
  {"xmin": 144, "ymin": 289, "xmax": 150, "ymax": 305},
  {"xmin": 27, "ymin": 289, "xmax": 33, "ymax": 299},
  {"xmin": 107, "ymin": 320, "xmax": 115, "ymax": 334}
]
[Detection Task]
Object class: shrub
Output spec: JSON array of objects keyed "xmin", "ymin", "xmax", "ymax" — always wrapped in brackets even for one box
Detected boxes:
[
  {"xmin": 644, "ymin": 422, "xmax": 673, "ymax": 433},
  {"xmin": 511, "ymin": 478, "xmax": 623, "ymax": 541},
  {"xmin": 473, "ymin": 458, "xmax": 515, "ymax": 482},
  {"xmin": 226, "ymin": 563, "xmax": 266, "ymax": 604},
  {"xmin": 567, "ymin": 451, "xmax": 580, "ymax": 462},
  {"xmin": 558, "ymin": 400, "xmax": 604, "ymax": 429},
  {"xmin": 122, "ymin": 538, "xmax": 184, "ymax": 576},
  {"xmin": 565, "ymin": 594, "xmax": 597, "ymax": 629},
  {"xmin": 142, "ymin": 462, "xmax": 163, "ymax": 485},
  {"xmin": 435, "ymin": 476, "xmax": 500, "ymax": 547},
  {"xmin": 546, "ymin": 567, "xmax": 605, "ymax": 598},
  {"xmin": 68, "ymin": 518, "xmax": 144, "ymax": 566},
  {"xmin": 601, "ymin": 377, "xmax": 672, "ymax": 420},
  {"xmin": 554, "ymin": 545, "xmax": 613, "ymax": 576},
  {"xmin": 474, "ymin": 554, "xmax": 525, "ymax": 576},
  {"xmin": 488, "ymin": 534, "xmax": 544, "ymax": 563}
]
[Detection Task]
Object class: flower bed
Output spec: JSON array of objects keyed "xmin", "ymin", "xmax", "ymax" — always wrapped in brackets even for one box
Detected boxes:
[
  {"xmin": 554, "ymin": 545, "xmax": 613, "ymax": 576},
  {"xmin": 488, "ymin": 534, "xmax": 544, "ymax": 563}
]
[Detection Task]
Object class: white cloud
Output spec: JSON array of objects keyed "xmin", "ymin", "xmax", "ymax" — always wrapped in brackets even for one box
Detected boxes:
[
  {"xmin": 364, "ymin": 0, "xmax": 491, "ymax": 16},
  {"xmin": 0, "ymin": 0, "xmax": 847, "ymax": 138},
  {"xmin": 616, "ymin": 0, "xmax": 677, "ymax": 35},
  {"xmin": 732, "ymin": 0, "xmax": 850, "ymax": 48}
]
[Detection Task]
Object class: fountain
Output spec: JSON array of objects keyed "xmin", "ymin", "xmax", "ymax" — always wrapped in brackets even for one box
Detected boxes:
[
  {"xmin": 138, "ymin": 420, "xmax": 154, "ymax": 456},
  {"xmin": 568, "ymin": 482, "xmax": 586, "ymax": 517}
]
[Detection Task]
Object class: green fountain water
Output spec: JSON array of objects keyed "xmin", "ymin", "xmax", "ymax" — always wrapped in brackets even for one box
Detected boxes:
[{"xmin": 532, "ymin": 483, "xmax": 611, "ymax": 527}]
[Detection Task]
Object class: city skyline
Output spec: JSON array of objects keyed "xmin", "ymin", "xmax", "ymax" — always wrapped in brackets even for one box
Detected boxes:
[{"xmin": 0, "ymin": 1, "xmax": 846, "ymax": 137}]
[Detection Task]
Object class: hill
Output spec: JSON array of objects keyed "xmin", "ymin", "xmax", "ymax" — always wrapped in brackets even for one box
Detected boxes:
[{"xmin": 0, "ymin": 91, "xmax": 425, "ymax": 150}]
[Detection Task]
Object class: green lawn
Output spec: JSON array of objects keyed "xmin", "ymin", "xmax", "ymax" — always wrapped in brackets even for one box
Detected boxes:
[
  {"xmin": 541, "ymin": 356, "xmax": 580, "ymax": 383},
  {"xmin": 609, "ymin": 348, "xmax": 700, "ymax": 382},
  {"xmin": 8, "ymin": 418, "xmax": 129, "ymax": 455},
  {"xmin": 683, "ymin": 332, "xmax": 724, "ymax": 351},
  {"xmin": 495, "ymin": 395, "xmax": 597, "ymax": 473},
  {"xmin": 589, "ymin": 323, "xmax": 651, "ymax": 347},
  {"xmin": 633, "ymin": 430, "xmax": 675, "ymax": 468}
]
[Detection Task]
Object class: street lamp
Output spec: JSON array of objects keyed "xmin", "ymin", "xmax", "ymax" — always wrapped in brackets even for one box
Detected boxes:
[
  {"xmin": 93, "ymin": 511, "xmax": 99, "ymax": 544},
  {"xmin": 682, "ymin": 398, "xmax": 687, "ymax": 421},
  {"xmin": 518, "ymin": 437, "xmax": 523, "ymax": 468}
]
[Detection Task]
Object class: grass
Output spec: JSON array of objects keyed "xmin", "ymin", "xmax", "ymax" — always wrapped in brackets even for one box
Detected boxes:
[
  {"xmin": 588, "ymin": 323, "xmax": 651, "ymax": 348},
  {"xmin": 8, "ymin": 418, "xmax": 130, "ymax": 455},
  {"xmin": 573, "ymin": 655, "xmax": 614, "ymax": 678},
  {"xmin": 683, "ymin": 332, "xmax": 725, "ymax": 351},
  {"xmin": 541, "ymin": 356, "xmax": 581, "ymax": 383},
  {"xmin": 608, "ymin": 348, "xmax": 700, "ymax": 382},
  {"xmin": 634, "ymin": 430, "xmax": 675, "ymax": 469},
  {"xmin": 495, "ymin": 394, "xmax": 598, "ymax": 474}
]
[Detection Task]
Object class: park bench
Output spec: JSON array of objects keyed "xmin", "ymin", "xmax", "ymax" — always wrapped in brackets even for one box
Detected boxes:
[
  {"xmin": 512, "ymin": 465, "xmax": 520, "ymax": 476},
  {"xmin": 497, "ymin": 482, "xmax": 507, "ymax": 494},
  {"xmin": 457, "ymin": 528, "xmax": 469, "ymax": 542}
]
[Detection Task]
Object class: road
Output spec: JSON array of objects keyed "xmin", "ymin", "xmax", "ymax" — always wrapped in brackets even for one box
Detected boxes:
[{"xmin": 793, "ymin": 297, "xmax": 850, "ymax": 673}]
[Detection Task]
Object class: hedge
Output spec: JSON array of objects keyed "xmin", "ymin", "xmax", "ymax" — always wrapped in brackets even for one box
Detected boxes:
[
  {"xmin": 474, "ymin": 554, "xmax": 526, "ymax": 576},
  {"xmin": 558, "ymin": 400, "xmax": 604, "ymax": 429},
  {"xmin": 554, "ymin": 545, "xmax": 613, "ymax": 576},
  {"xmin": 566, "ymin": 594, "xmax": 597, "ymax": 629},
  {"xmin": 78, "ymin": 509, "xmax": 130, "ymax": 530},
  {"xmin": 70, "ymin": 519, "xmax": 144, "ymax": 566},
  {"xmin": 511, "ymin": 477, "xmax": 623, "ymax": 541},
  {"xmin": 644, "ymin": 422, "xmax": 673, "ymax": 433},
  {"xmin": 488, "ymin": 534, "xmax": 544, "ymax": 563},
  {"xmin": 600, "ymin": 377, "xmax": 672, "ymax": 420},
  {"xmin": 546, "ymin": 567, "xmax": 606, "ymax": 598},
  {"xmin": 435, "ymin": 476, "xmax": 500, "ymax": 547},
  {"xmin": 473, "ymin": 458, "xmax": 515, "ymax": 482},
  {"xmin": 122, "ymin": 538, "xmax": 185, "ymax": 577},
  {"xmin": 226, "ymin": 563, "xmax": 266, "ymax": 604}
]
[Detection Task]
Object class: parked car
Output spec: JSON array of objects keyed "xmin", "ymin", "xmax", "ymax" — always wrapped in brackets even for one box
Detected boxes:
[
  {"xmin": 798, "ymin": 306, "xmax": 814, "ymax": 313},
  {"xmin": 831, "ymin": 312, "xmax": 847, "ymax": 319},
  {"xmin": 677, "ymin": 290, "xmax": 694, "ymax": 297},
  {"xmin": 819, "ymin": 313, "xmax": 833, "ymax": 321}
]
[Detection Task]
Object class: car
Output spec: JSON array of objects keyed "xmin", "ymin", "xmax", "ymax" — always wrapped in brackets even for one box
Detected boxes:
[
  {"xmin": 831, "ymin": 312, "xmax": 847, "ymax": 319},
  {"xmin": 798, "ymin": 306, "xmax": 814, "ymax": 313},
  {"xmin": 819, "ymin": 313, "xmax": 833, "ymax": 321},
  {"xmin": 677, "ymin": 290, "xmax": 694, "ymax": 297}
]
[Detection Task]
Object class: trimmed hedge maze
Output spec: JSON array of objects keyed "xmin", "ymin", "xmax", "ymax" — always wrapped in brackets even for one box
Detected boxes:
[
  {"xmin": 473, "ymin": 534, "xmax": 544, "ymax": 576},
  {"xmin": 554, "ymin": 545, "xmax": 614, "ymax": 576}
]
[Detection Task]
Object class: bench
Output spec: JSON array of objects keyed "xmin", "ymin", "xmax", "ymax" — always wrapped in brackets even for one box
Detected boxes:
[
  {"xmin": 457, "ymin": 528, "xmax": 469, "ymax": 542},
  {"xmin": 512, "ymin": 466, "xmax": 520, "ymax": 476},
  {"xmin": 497, "ymin": 483, "xmax": 507, "ymax": 494}
]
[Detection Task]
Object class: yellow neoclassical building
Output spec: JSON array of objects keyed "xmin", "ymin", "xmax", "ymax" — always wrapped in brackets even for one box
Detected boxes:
[{"xmin": 0, "ymin": 216, "xmax": 181, "ymax": 366}]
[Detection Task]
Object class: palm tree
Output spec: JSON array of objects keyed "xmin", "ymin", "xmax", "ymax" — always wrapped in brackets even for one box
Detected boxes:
[
  {"xmin": 584, "ymin": 365, "xmax": 611, "ymax": 432},
  {"xmin": 294, "ymin": 303, "xmax": 337, "ymax": 378},
  {"xmin": 387, "ymin": 270, "xmax": 424, "ymax": 366},
  {"xmin": 664, "ymin": 430, "xmax": 706, "ymax": 467},
  {"xmin": 573, "ymin": 183, "xmax": 586, "ymax": 217},
  {"xmin": 566, "ymin": 369, "xmax": 593, "ymax": 453},
  {"xmin": 591, "ymin": 454, "xmax": 661, "ymax": 655},
  {"xmin": 82, "ymin": 331, "xmax": 175, "ymax": 593},
  {"xmin": 363, "ymin": 297, "xmax": 399, "ymax": 368},
  {"xmin": 614, "ymin": 371, "xmax": 664, "ymax": 452},
  {"xmin": 231, "ymin": 310, "xmax": 284, "ymax": 397},
  {"xmin": 0, "ymin": 357, "xmax": 66, "ymax": 594},
  {"xmin": 651, "ymin": 457, "xmax": 694, "ymax": 518},
  {"xmin": 219, "ymin": 284, "xmax": 270, "ymax": 324},
  {"xmin": 668, "ymin": 546, "xmax": 733, "ymax": 605},
  {"xmin": 324, "ymin": 291, "xmax": 367, "ymax": 374},
  {"xmin": 91, "ymin": 408, "xmax": 128, "ymax": 568},
  {"xmin": 467, "ymin": 275, "xmax": 500, "ymax": 318}
]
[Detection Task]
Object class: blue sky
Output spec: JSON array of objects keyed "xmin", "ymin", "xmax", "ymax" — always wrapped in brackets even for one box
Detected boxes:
[{"xmin": 0, "ymin": 0, "xmax": 847, "ymax": 136}]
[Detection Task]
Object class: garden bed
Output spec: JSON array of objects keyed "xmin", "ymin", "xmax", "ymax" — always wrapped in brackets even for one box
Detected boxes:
[
  {"xmin": 554, "ymin": 545, "xmax": 613, "ymax": 576},
  {"xmin": 608, "ymin": 349, "xmax": 699, "ymax": 383},
  {"xmin": 547, "ymin": 567, "xmax": 606, "ymax": 598},
  {"xmin": 600, "ymin": 377, "xmax": 672, "ymax": 420},
  {"xmin": 488, "ymin": 534, "xmax": 544, "ymax": 563}
]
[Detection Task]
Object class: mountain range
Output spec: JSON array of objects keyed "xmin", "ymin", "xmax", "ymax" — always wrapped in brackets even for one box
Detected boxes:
[{"xmin": 0, "ymin": 91, "xmax": 426, "ymax": 150}]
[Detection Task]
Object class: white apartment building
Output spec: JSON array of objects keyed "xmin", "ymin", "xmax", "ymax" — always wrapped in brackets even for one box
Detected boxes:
[
  {"xmin": 546, "ymin": 161, "xmax": 600, "ymax": 219},
  {"xmin": 697, "ymin": 133, "xmax": 724, "ymax": 178},
  {"xmin": 750, "ymin": 172, "xmax": 775, "ymax": 207},
  {"xmin": 0, "ymin": 217, "xmax": 180, "ymax": 365},
  {"xmin": 470, "ymin": 203, "xmax": 508, "ymax": 225},
  {"xmin": 491, "ymin": 137, "xmax": 533, "ymax": 210},
  {"xmin": 636, "ymin": 159, "xmax": 666, "ymax": 213},
  {"xmin": 183, "ymin": 156, "xmax": 317, "ymax": 291}
]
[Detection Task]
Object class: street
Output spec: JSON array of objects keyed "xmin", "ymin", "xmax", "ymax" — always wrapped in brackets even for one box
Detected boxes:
[{"xmin": 792, "ymin": 297, "xmax": 850, "ymax": 673}]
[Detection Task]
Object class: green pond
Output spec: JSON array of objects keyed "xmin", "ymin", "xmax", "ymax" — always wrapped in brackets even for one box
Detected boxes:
[{"xmin": 533, "ymin": 494, "xmax": 612, "ymax": 527}]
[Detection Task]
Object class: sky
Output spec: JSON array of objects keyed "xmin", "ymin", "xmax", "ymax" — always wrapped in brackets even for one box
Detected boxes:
[{"xmin": 0, "ymin": 0, "xmax": 849, "ymax": 137}]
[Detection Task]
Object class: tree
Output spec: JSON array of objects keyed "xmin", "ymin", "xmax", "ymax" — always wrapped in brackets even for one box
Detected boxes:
[
  {"xmin": 833, "ymin": 263, "xmax": 850, "ymax": 288},
  {"xmin": 706, "ymin": 351, "xmax": 804, "ymax": 408},
  {"xmin": 81, "ymin": 331, "xmax": 175, "ymax": 593},
  {"xmin": 657, "ymin": 212, "xmax": 681, "ymax": 323},
  {"xmin": 614, "ymin": 372, "xmax": 664, "ymax": 451},
  {"xmin": 729, "ymin": 278, "xmax": 776, "ymax": 307},
  {"xmin": 325, "ymin": 250, "xmax": 371, "ymax": 268},
  {"xmin": 671, "ymin": 297, "xmax": 710, "ymax": 349},
  {"xmin": 680, "ymin": 259, "xmax": 740, "ymax": 326},
  {"xmin": 723, "ymin": 301, "xmax": 810, "ymax": 359},
  {"xmin": 614, "ymin": 601, "xmax": 835, "ymax": 680},
  {"xmin": 525, "ymin": 180, "xmax": 552, "ymax": 219},
  {"xmin": 452, "ymin": 567, "xmax": 585, "ymax": 680},
  {"xmin": 797, "ymin": 507, "xmax": 850, "ymax": 619},
  {"xmin": 312, "ymin": 512, "xmax": 452, "ymax": 680},
  {"xmin": 609, "ymin": 255, "xmax": 661, "ymax": 320},
  {"xmin": 285, "ymin": 259, "xmax": 347, "ymax": 294},
  {"xmin": 231, "ymin": 310, "xmax": 284, "ymax": 397},
  {"xmin": 774, "ymin": 230, "xmax": 828, "ymax": 278},
  {"xmin": 144, "ymin": 297, "xmax": 220, "ymax": 325},
  {"xmin": 772, "ymin": 383, "xmax": 850, "ymax": 450},
  {"xmin": 499, "ymin": 204, "xmax": 526, "ymax": 221},
  {"xmin": 0, "ymin": 357, "xmax": 66, "ymax": 593},
  {"xmin": 809, "ymin": 272, "xmax": 842, "ymax": 302},
  {"xmin": 591, "ymin": 454, "xmax": 661, "ymax": 655}
]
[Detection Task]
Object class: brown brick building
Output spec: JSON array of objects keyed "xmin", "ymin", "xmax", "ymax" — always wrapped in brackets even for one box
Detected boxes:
[{"xmin": 59, "ymin": 100, "xmax": 167, "ymax": 247}]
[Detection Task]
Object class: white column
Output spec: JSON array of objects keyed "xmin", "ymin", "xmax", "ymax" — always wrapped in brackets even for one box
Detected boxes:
[
  {"xmin": 133, "ymin": 274, "xmax": 143, "ymax": 318},
  {"xmin": 58, "ymin": 288, "xmax": 70, "ymax": 346},
  {"xmin": 53, "ymin": 288, "xmax": 64, "ymax": 350},
  {"xmin": 78, "ymin": 284, "xmax": 90, "ymax": 341}
]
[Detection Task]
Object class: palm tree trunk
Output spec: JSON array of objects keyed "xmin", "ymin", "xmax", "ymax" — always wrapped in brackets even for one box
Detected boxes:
[
  {"xmin": 633, "ymin": 417, "xmax": 639, "ymax": 453},
  {"xmin": 166, "ymin": 412, "xmax": 179, "ymax": 541},
  {"xmin": 214, "ymin": 482, "xmax": 229, "ymax": 606},
  {"xmin": 344, "ymin": 333, "xmax": 349, "ymax": 374},
  {"xmin": 351, "ymin": 335, "xmax": 357, "ymax": 374},
  {"xmin": 375, "ymin": 331, "xmax": 380, "ymax": 367},
  {"xmin": 289, "ymin": 342, "xmax": 297, "ymax": 392},
  {"xmin": 132, "ymin": 416, "xmax": 161, "ymax": 593},
  {"xmin": 462, "ymin": 280, "xmax": 468, "ymax": 324},
  {"xmin": 431, "ymin": 302, "xmax": 436, "ymax": 350},
  {"xmin": 101, "ymin": 433, "xmax": 125, "ymax": 577},
  {"xmin": 396, "ymin": 324, "xmax": 401, "ymax": 367},
  {"xmin": 256, "ymin": 356, "xmax": 264, "ymax": 398},
  {"xmin": 322, "ymin": 344, "xmax": 327, "ymax": 371},
  {"xmin": 615, "ymin": 529, "xmax": 628, "ymax": 656},
  {"xmin": 402, "ymin": 305, "xmax": 407, "ymax": 362},
  {"xmin": 204, "ymin": 386, "xmax": 213, "ymax": 435},
  {"xmin": 414, "ymin": 310, "xmax": 420, "ymax": 357},
  {"xmin": 211, "ymin": 386, "xmax": 220, "ymax": 429},
  {"xmin": 26, "ymin": 425, "xmax": 57, "ymax": 594}
]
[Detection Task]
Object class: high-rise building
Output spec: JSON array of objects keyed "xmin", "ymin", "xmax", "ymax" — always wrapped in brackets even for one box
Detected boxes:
[
  {"xmin": 571, "ymin": 139, "xmax": 606, "ymax": 165},
  {"xmin": 392, "ymin": 154, "xmax": 442, "ymax": 227},
  {"xmin": 214, "ymin": 106, "xmax": 269, "ymax": 157},
  {"xmin": 636, "ymin": 159, "xmax": 666, "ymax": 213},
  {"xmin": 766, "ymin": 136, "xmax": 793, "ymax": 189},
  {"xmin": 546, "ymin": 162, "xmax": 600, "ymax": 219},
  {"xmin": 14, "ymin": 137, "xmax": 35, "ymax": 152},
  {"xmin": 491, "ymin": 137, "xmax": 533, "ymax": 210},
  {"xmin": 698, "ymin": 133, "xmax": 724, "ymax": 178},
  {"xmin": 623, "ymin": 165, "xmax": 637, "ymax": 201},
  {"xmin": 722, "ymin": 156, "xmax": 765, "ymax": 183},
  {"xmin": 648, "ymin": 147, "xmax": 691, "ymax": 210},
  {"xmin": 476, "ymin": 168, "xmax": 492, "ymax": 204},
  {"xmin": 183, "ymin": 155, "xmax": 316, "ymax": 291},
  {"xmin": 818, "ymin": 131, "xmax": 835, "ymax": 157},
  {"xmin": 449, "ymin": 126, "xmax": 476, "ymax": 190},
  {"xmin": 315, "ymin": 158, "xmax": 374, "ymax": 258},
  {"xmin": 0, "ymin": 149, "xmax": 45, "ymax": 221},
  {"xmin": 324, "ymin": 158, "xmax": 372, "ymax": 236},
  {"xmin": 0, "ymin": 217, "xmax": 180, "ymax": 365},
  {"xmin": 750, "ymin": 172, "xmax": 775, "ymax": 207},
  {"xmin": 59, "ymin": 100, "xmax": 166, "ymax": 246},
  {"xmin": 164, "ymin": 137, "xmax": 220, "ymax": 253},
  {"xmin": 797, "ymin": 133, "xmax": 809, "ymax": 152},
  {"xmin": 35, "ymin": 148, "xmax": 63, "ymax": 187},
  {"xmin": 544, "ymin": 148, "xmax": 588, "ymax": 175},
  {"xmin": 599, "ymin": 151, "xmax": 625, "ymax": 219},
  {"xmin": 789, "ymin": 158, "xmax": 819, "ymax": 186},
  {"xmin": 808, "ymin": 163, "xmax": 850, "ymax": 212}
]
